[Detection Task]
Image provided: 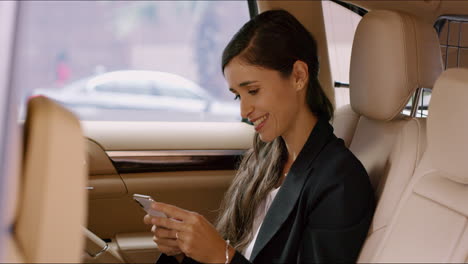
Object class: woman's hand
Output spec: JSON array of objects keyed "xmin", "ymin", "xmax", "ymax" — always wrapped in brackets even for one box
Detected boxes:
[
  {"xmin": 143, "ymin": 214, "xmax": 184, "ymax": 258},
  {"xmin": 150, "ymin": 202, "xmax": 233, "ymax": 263}
]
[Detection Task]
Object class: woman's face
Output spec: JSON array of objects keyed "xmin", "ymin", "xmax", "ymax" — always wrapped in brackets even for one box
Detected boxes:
[{"xmin": 224, "ymin": 58, "xmax": 305, "ymax": 142}]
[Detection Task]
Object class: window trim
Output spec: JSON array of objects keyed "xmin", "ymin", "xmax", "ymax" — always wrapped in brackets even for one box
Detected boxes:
[
  {"xmin": 248, "ymin": 0, "xmax": 258, "ymax": 18},
  {"xmin": 0, "ymin": 2, "xmax": 21, "ymax": 261},
  {"xmin": 330, "ymin": 0, "xmax": 367, "ymax": 17},
  {"xmin": 434, "ymin": 15, "xmax": 468, "ymax": 37},
  {"xmin": 108, "ymin": 150, "xmax": 245, "ymax": 173}
]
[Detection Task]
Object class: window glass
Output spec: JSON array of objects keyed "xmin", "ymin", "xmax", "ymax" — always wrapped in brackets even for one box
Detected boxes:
[
  {"xmin": 402, "ymin": 88, "xmax": 431, "ymax": 117},
  {"xmin": 439, "ymin": 18, "xmax": 468, "ymax": 69},
  {"xmin": 322, "ymin": 1, "xmax": 362, "ymax": 109},
  {"xmin": 404, "ymin": 17, "xmax": 468, "ymax": 118},
  {"xmin": 14, "ymin": 1, "xmax": 250, "ymax": 122}
]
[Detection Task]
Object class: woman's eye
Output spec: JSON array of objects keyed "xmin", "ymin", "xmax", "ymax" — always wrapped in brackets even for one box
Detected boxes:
[
  {"xmin": 233, "ymin": 89, "xmax": 258, "ymax": 100},
  {"xmin": 248, "ymin": 89, "xmax": 259, "ymax": 95}
]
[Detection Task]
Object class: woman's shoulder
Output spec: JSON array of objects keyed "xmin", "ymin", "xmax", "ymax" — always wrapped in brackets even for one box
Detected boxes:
[
  {"xmin": 320, "ymin": 135, "xmax": 364, "ymax": 167},
  {"xmin": 302, "ymin": 135, "xmax": 375, "ymax": 227},
  {"xmin": 310, "ymin": 135, "xmax": 369, "ymax": 187}
]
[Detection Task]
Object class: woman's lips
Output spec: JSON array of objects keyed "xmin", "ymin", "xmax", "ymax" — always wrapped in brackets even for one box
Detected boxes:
[{"xmin": 254, "ymin": 114, "xmax": 269, "ymax": 131}]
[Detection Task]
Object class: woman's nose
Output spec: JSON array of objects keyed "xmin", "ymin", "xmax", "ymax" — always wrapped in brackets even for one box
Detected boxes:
[{"xmin": 240, "ymin": 100, "xmax": 254, "ymax": 120}]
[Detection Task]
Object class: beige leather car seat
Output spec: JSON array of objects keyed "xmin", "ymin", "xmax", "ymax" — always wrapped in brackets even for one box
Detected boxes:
[
  {"xmin": 368, "ymin": 68, "xmax": 468, "ymax": 263},
  {"xmin": 6, "ymin": 96, "xmax": 87, "ymax": 263},
  {"xmin": 331, "ymin": 10, "xmax": 444, "ymax": 261}
]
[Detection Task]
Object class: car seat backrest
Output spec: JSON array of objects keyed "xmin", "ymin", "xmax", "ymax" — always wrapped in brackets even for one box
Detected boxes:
[
  {"xmin": 8, "ymin": 96, "xmax": 87, "ymax": 263},
  {"xmin": 329, "ymin": 10, "xmax": 443, "ymax": 262},
  {"xmin": 332, "ymin": 104, "xmax": 359, "ymax": 147},
  {"xmin": 350, "ymin": 8, "xmax": 441, "ymax": 205},
  {"xmin": 371, "ymin": 68, "xmax": 468, "ymax": 263}
]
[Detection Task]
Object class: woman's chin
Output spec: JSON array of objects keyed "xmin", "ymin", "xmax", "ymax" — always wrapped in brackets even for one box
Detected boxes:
[{"xmin": 258, "ymin": 133, "xmax": 277, "ymax": 143}]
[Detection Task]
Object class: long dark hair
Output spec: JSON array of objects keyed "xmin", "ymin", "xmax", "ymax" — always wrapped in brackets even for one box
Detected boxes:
[{"xmin": 216, "ymin": 9, "xmax": 334, "ymax": 251}]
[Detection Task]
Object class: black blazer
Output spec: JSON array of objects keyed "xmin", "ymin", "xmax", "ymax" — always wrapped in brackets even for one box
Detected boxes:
[{"xmin": 158, "ymin": 119, "xmax": 375, "ymax": 263}]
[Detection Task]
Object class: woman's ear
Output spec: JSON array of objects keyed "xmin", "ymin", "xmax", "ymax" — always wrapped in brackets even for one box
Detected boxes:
[{"xmin": 292, "ymin": 60, "xmax": 309, "ymax": 91}]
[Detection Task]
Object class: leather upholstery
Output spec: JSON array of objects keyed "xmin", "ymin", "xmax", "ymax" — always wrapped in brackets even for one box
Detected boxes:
[
  {"xmin": 370, "ymin": 69, "xmax": 468, "ymax": 262},
  {"xmin": 357, "ymin": 117, "xmax": 427, "ymax": 262},
  {"xmin": 87, "ymin": 139, "xmax": 127, "ymax": 200},
  {"xmin": 114, "ymin": 232, "xmax": 158, "ymax": 263},
  {"xmin": 426, "ymin": 68, "xmax": 468, "ymax": 184},
  {"xmin": 331, "ymin": 9, "xmax": 443, "ymax": 262},
  {"xmin": 350, "ymin": 10, "xmax": 442, "ymax": 121},
  {"xmin": 11, "ymin": 96, "xmax": 87, "ymax": 262},
  {"xmin": 371, "ymin": 118, "xmax": 426, "ymax": 229},
  {"xmin": 348, "ymin": 116, "xmax": 414, "ymax": 189},
  {"xmin": 332, "ymin": 104, "xmax": 359, "ymax": 147}
]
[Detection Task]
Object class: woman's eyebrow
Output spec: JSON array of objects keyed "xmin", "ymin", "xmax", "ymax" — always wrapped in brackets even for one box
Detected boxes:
[
  {"xmin": 229, "ymin": 80, "xmax": 259, "ymax": 92},
  {"xmin": 239, "ymin": 80, "xmax": 258, "ymax": 87}
]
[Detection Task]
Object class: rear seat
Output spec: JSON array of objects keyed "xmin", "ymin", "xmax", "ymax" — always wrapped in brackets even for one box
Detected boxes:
[
  {"xmin": 332, "ymin": 104, "xmax": 359, "ymax": 147},
  {"xmin": 330, "ymin": 10, "xmax": 443, "ymax": 261},
  {"xmin": 369, "ymin": 68, "xmax": 468, "ymax": 262}
]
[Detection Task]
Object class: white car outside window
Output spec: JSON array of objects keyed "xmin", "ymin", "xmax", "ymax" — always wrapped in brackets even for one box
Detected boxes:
[{"xmin": 34, "ymin": 70, "xmax": 240, "ymax": 121}]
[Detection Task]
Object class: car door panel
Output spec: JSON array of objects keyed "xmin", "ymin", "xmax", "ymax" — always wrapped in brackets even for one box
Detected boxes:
[
  {"xmin": 83, "ymin": 121, "xmax": 253, "ymax": 263},
  {"xmin": 87, "ymin": 140, "xmax": 127, "ymax": 200},
  {"xmin": 113, "ymin": 232, "xmax": 158, "ymax": 263},
  {"xmin": 82, "ymin": 122, "xmax": 253, "ymax": 151},
  {"xmin": 87, "ymin": 170, "xmax": 237, "ymax": 239}
]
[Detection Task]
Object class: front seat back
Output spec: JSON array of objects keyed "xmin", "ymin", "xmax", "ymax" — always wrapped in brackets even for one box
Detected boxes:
[
  {"xmin": 347, "ymin": 9, "xmax": 442, "ymax": 193},
  {"xmin": 331, "ymin": 10, "xmax": 443, "ymax": 262},
  {"xmin": 370, "ymin": 68, "xmax": 468, "ymax": 263},
  {"xmin": 11, "ymin": 96, "xmax": 87, "ymax": 262}
]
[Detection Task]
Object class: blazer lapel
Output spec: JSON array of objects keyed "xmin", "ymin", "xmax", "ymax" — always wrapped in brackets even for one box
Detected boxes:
[{"xmin": 249, "ymin": 119, "xmax": 334, "ymax": 261}]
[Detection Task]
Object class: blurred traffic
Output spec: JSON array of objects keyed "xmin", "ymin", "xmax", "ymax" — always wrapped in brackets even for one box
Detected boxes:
[{"xmin": 33, "ymin": 70, "xmax": 241, "ymax": 122}]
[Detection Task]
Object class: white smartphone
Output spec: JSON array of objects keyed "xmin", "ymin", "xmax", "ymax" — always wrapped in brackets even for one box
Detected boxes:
[{"xmin": 133, "ymin": 194, "xmax": 167, "ymax": 218}]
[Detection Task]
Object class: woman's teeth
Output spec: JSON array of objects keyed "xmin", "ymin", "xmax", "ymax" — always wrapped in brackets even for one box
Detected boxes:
[{"xmin": 254, "ymin": 115, "xmax": 267, "ymax": 127}]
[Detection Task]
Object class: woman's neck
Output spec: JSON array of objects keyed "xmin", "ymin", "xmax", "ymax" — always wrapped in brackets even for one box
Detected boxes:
[
  {"xmin": 281, "ymin": 108, "xmax": 318, "ymax": 166},
  {"xmin": 276, "ymin": 110, "xmax": 317, "ymax": 189}
]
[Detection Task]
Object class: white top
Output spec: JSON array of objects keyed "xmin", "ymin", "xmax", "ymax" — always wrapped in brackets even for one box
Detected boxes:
[{"xmin": 242, "ymin": 186, "xmax": 281, "ymax": 260}]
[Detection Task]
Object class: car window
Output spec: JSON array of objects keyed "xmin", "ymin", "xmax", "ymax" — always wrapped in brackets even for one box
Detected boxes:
[
  {"xmin": 322, "ymin": 1, "xmax": 363, "ymax": 109},
  {"xmin": 438, "ymin": 18, "xmax": 468, "ymax": 69},
  {"xmin": 404, "ymin": 17, "xmax": 468, "ymax": 118},
  {"xmin": 13, "ymin": 1, "xmax": 250, "ymax": 122}
]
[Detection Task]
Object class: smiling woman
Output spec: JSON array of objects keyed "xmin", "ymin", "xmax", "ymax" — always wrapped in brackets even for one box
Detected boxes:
[
  {"xmin": 147, "ymin": 9, "xmax": 374, "ymax": 264},
  {"xmin": 3, "ymin": 0, "xmax": 468, "ymax": 263}
]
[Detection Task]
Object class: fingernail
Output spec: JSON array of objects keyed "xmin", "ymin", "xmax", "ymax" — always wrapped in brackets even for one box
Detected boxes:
[{"xmin": 151, "ymin": 218, "xmax": 157, "ymax": 225}]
